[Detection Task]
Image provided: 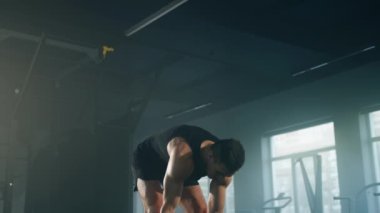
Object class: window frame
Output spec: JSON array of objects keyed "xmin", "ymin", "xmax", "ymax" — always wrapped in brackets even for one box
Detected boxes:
[
  {"xmin": 262, "ymin": 118, "xmax": 340, "ymax": 213},
  {"xmin": 359, "ymin": 107, "xmax": 380, "ymax": 212}
]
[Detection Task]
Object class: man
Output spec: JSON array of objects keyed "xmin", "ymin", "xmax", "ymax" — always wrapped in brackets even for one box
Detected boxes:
[{"xmin": 132, "ymin": 125, "xmax": 245, "ymax": 213}]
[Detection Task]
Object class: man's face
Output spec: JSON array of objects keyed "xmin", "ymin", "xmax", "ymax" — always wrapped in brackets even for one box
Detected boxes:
[{"xmin": 206, "ymin": 158, "xmax": 229, "ymax": 179}]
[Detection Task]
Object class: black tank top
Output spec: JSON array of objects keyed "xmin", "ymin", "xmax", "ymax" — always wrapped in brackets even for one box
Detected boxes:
[{"xmin": 139, "ymin": 125, "xmax": 219, "ymax": 182}]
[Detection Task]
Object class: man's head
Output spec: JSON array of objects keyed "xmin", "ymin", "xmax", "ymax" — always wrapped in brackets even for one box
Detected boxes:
[{"xmin": 206, "ymin": 139, "xmax": 245, "ymax": 179}]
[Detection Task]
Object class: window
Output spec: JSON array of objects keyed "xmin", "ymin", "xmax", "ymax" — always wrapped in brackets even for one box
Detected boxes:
[
  {"xmin": 368, "ymin": 110, "xmax": 380, "ymax": 183},
  {"xmin": 361, "ymin": 109, "xmax": 380, "ymax": 212},
  {"xmin": 264, "ymin": 122, "xmax": 341, "ymax": 213}
]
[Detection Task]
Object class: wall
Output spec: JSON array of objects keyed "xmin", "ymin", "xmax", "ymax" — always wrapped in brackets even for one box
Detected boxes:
[
  {"xmin": 188, "ymin": 61, "xmax": 380, "ymax": 212},
  {"xmin": 135, "ymin": 60, "xmax": 380, "ymax": 212}
]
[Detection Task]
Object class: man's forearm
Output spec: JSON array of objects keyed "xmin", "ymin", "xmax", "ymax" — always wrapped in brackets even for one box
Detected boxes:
[
  {"xmin": 208, "ymin": 198, "xmax": 225, "ymax": 213},
  {"xmin": 208, "ymin": 178, "xmax": 229, "ymax": 213},
  {"xmin": 161, "ymin": 139, "xmax": 193, "ymax": 212},
  {"xmin": 161, "ymin": 176, "xmax": 183, "ymax": 213}
]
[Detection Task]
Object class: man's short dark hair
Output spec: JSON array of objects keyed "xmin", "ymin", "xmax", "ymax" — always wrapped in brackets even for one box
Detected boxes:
[{"xmin": 212, "ymin": 138, "xmax": 245, "ymax": 176}]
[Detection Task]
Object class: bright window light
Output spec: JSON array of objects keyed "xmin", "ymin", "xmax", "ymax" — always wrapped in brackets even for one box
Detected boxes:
[
  {"xmin": 271, "ymin": 123, "xmax": 335, "ymax": 158},
  {"xmin": 266, "ymin": 122, "xmax": 341, "ymax": 213}
]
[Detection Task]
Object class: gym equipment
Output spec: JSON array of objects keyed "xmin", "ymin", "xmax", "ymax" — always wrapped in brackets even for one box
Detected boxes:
[
  {"xmin": 334, "ymin": 182, "xmax": 380, "ymax": 213},
  {"xmin": 262, "ymin": 193, "xmax": 292, "ymax": 213}
]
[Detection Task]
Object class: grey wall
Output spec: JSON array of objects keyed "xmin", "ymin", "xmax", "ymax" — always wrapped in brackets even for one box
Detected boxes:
[
  {"xmin": 189, "ymin": 61, "xmax": 380, "ymax": 213},
  {"xmin": 135, "ymin": 60, "xmax": 380, "ymax": 212}
]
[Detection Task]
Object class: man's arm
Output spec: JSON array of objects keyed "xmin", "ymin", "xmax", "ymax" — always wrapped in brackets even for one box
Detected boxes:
[
  {"xmin": 161, "ymin": 137, "xmax": 193, "ymax": 213},
  {"xmin": 208, "ymin": 176, "xmax": 233, "ymax": 213}
]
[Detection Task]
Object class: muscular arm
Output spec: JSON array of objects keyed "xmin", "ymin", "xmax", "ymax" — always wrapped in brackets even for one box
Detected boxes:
[
  {"xmin": 208, "ymin": 176, "xmax": 233, "ymax": 213},
  {"xmin": 160, "ymin": 137, "xmax": 193, "ymax": 213}
]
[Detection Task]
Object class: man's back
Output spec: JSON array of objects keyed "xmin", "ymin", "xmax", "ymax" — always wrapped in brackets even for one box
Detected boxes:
[{"xmin": 132, "ymin": 125, "xmax": 219, "ymax": 185}]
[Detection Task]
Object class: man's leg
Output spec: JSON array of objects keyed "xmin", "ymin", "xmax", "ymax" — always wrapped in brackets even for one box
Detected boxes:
[
  {"xmin": 137, "ymin": 178, "xmax": 163, "ymax": 213},
  {"xmin": 180, "ymin": 185, "xmax": 207, "ymax": 213}
]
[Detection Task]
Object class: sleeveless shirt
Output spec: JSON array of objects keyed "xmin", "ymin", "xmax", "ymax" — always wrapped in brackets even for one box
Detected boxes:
[{"xmin": 138, "ymin": 125, "xmax": 219, "ymax": 183}]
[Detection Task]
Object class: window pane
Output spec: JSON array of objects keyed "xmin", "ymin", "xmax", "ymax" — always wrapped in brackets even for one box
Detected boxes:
[
  {"xmin": 373, "ymin": 141, "xmax": 380, "ymax": 183},
  {"xmin": 366, "ymin": 111, "xmax": 380, "ymax": 213},
  {"xmin": 226, "ymin": 178, "xmax": 235, "ymax": 213},
  {"xmin": 271, "ymin": 123, "xmax": 335, "ymax": 157},
  {"xmin": 199, "ymin": 177, "xmax": 210, "ymax": 199},
  {"xmin": 369, "ymin": 111, "xmax": 380, "ymax": 137},
  {"xmin": 320, "ymin": 151, "xmax": 341, "ymax": 213},
  {"xmin": 369, "ymin": 111, "xmax": 380, "ymax": 212},
  {"xmin": 295, "ymin": 157, "xmax": 314, "ymax": 213},
  {"xmin": 272, "ymin": 159, "xmax": 294, "ymax": 213},
  {"xmin": 294, "ymin": 151, "xmax": 341, "ymax": 213},
  {"xmin": 271, "ymin": 152, "xmax": 341, "ymax": 213}
]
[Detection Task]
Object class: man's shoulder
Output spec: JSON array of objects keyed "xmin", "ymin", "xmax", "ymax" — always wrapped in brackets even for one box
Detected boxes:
[{"xmin": 167, "ymin": 137, "xmax": 193, "ymax": 155}]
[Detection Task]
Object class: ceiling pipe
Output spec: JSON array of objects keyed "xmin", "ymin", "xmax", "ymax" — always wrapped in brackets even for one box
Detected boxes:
[
  {"xmin": 125, "ymin": 0, "xmax": 188, "ymax": 37},
  {"xmin": 292, "ymin": 45, "xmax": 376, "ymax": 77},
  {"xmin": 166, "ymin": 102, "xmax": 212, "ymax": 119}
]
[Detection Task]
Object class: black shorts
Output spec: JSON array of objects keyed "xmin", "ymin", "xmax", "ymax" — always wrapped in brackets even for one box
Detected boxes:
[
  {"xmin": 131, "ymin": 140, "xmax": 199, "ymax": 192},
  {"xmin": 132, "ymin": 141, "xmax": 166, "ymax": 191}
]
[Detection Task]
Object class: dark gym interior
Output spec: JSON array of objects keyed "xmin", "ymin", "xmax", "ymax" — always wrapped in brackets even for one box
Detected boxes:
[{"xmin": 0, "ymin": 0, "xmax": 379, "ymax": 212}]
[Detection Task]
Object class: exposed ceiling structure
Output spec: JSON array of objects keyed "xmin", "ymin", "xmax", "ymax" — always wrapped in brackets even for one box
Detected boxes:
[
  {"xmin": 0, "ymin": 1, "xmax": 379, "ymax": 212},
  {"xmin": 0, "ymin": 0, "xmax": 379, "ymax": 131}
]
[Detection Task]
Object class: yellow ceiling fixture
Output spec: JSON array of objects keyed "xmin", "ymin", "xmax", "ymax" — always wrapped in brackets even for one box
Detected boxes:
[{"xmin": 101, "ymin": 45, "xmax": 115, "ymax": 60}]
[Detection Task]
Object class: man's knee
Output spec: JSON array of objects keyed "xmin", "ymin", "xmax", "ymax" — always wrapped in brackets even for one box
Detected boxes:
[
  {"xmin": 194, "ymin": 203, "xmax": 207, "ymax": 213},
  {"xmin": 182, "ymin": 200, "xmax": 207, "ymax": 213},
  {"xmin": 145, "ymin": 204, "xmax": 162, "ymax": 213},
  {"xmin": 144, "ymin": 196, "xmax": 162, "ymax": 213}
]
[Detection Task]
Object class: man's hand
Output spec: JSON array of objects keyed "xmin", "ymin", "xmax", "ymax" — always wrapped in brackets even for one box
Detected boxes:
[{"xmin": 208, "ymin": 176, "xmax": 233, "ymax": 213}]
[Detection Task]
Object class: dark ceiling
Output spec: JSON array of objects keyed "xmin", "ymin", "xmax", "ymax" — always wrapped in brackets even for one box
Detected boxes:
[{"xmin": 0, "ymin": 0, "xmax": 379, "ymax": 130}]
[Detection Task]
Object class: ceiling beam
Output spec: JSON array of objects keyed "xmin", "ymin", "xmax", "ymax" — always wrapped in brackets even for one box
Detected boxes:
[{"xmin": 0, "ymin": 28, "xmax": 99, "ymax": 61}]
